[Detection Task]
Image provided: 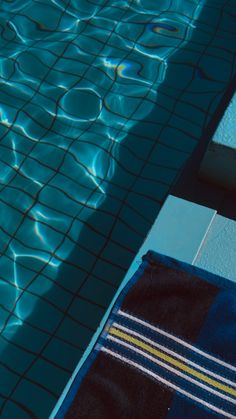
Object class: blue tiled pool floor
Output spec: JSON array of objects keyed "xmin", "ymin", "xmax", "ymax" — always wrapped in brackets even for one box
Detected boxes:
[{"xmin": 0, "ymin": 1, "xmax": 235, "ymax": 417}]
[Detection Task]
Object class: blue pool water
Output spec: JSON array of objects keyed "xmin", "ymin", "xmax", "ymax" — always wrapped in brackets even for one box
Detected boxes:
[{"xmin": 0, "ymin": 0, "xmax": 235, "ymax": 417}]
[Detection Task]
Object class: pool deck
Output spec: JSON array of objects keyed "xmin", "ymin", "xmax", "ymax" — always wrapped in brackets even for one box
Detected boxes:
[{"xmin": 199, "ymin": 92, "xmax": 236, "ymax": 191}]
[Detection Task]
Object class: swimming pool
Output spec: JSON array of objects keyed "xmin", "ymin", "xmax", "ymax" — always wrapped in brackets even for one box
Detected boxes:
[{"xmin": 0, "ymin": 0, "xmax": 235, "ymax": 417}]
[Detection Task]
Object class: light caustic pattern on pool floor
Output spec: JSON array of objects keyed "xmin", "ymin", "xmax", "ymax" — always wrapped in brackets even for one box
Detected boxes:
[
  {"xmin": 0, "ymin": 0, "xmax": 201, "ymax": 336},
  {"xmin": 0, "ymin": 0, "xmax": 235, "ymax": 417}
]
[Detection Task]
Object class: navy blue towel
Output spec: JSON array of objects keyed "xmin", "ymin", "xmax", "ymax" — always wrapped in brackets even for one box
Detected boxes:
[{"xmin": 57, "ymin": 251, "xmax": 236, "ymax": 419}]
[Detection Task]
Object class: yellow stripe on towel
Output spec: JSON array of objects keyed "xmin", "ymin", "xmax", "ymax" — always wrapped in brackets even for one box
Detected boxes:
[{"xmin": 110, "ymin": 327, "xmax": 236, "ymax": 398}]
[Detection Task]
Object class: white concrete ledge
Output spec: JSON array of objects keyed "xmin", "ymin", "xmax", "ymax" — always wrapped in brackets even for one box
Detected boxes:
[{"xmin": 199, "ymin": 92, "xmax": 236, "ymax": 191}]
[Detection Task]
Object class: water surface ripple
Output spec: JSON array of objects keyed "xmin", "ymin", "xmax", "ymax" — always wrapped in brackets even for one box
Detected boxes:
[
  {"xmin": 0, "ymin": 0, "xmax": 235, "ymax": 417},
  {"xmin": 0, "ymin": 0, "xmax": 202, "ymax": 335}
]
